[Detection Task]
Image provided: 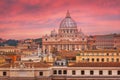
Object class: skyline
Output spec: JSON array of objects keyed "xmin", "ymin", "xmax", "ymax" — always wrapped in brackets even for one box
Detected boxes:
[{"xmin": 0, "ymin": 0, "xmax": 120, "ymax": 39}]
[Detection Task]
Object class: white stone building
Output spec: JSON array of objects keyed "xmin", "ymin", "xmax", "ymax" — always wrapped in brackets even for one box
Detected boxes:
[
  {"xmin": 42, "ymin": 11, "xmax": 87, "ymax": 53},
  {"xmin": 0, "ymin": 61, "xmax": 120, "ymax": 80}
]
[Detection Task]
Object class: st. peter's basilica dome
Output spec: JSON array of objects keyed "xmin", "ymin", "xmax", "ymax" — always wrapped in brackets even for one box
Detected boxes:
[{"xmin": 60, "ymin": 11, "xmax": 77, "ymax": 28}]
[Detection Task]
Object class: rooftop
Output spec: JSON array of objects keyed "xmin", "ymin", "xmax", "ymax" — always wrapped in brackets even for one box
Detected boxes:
[
  {"xmin": 0, "ymin": 62, "xmax": 51, "ymax": 68},
  {"xmin": 69, "ymin": 62, "xmax": 120, "ymax": 67}
]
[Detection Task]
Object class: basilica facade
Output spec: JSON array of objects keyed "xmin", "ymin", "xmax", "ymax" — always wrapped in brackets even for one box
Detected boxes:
[{"xmin": 42, "ymin": 11, "xmax": 87, "ymax": 53}]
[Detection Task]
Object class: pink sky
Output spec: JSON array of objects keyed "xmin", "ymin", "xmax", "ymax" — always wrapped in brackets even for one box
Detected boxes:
[{"xmin": 0, "ymin": 0, "xmax": 120, "ymax": 39}]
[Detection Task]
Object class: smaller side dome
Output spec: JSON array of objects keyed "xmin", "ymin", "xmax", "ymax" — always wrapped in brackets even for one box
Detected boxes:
[
  {"xmin": 51, "ymin": 29, "xmax": 57, "ymax": 37},
  {"xmin": 79, "ymin": 29, "xmax": 85, "ymax": 38}
]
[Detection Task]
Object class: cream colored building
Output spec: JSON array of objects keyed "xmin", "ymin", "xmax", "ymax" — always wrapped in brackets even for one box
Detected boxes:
[
  {"xmin": 0, "ymin": 46, "xmax": 20, "ymax": 52},
  {"xmin": 76, "ymin": 50, "xmax": 120, "ymax": 62},
  {"xmin": 0, "ymin": 62, "xmax": 120, "ymax": 80},
  {"xmin": 42, "ymin": 11, "xmax": 87, "ymax": 53}
]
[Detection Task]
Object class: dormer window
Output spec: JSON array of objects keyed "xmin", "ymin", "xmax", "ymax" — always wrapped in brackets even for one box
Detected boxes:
[{"xmin": 54, "ymin": 59, "xmax": 67, "ymax": 66}]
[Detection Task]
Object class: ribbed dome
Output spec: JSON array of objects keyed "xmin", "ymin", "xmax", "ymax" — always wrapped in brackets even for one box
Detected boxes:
[{"xmin": 60, "ymin": 11, "xmax": 77, "ymax": 28}]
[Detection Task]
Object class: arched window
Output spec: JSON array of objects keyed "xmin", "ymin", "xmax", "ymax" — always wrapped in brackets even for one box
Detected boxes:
[
  {"xmin": 96, "ymin": 58, "xmax": 99, "ymax": 62},
  {"xmin": 92, "ymin": 58, "xmax": 94, "ymax": 62},
  {"xmin": 101, "ymin": 58, "xmax": 104, "ymax": 62}
]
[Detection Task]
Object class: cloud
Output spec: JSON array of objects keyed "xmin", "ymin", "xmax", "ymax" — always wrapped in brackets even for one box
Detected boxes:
[{"xmin": 0, "ymin": 0, "xmax": 120, "ymax": 39}]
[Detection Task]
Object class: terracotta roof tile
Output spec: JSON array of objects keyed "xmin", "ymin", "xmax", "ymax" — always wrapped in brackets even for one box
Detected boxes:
[
  {"xmin": 59, "ymin": 51, "xmax": 78, "ymax": 58},
  {"xmin": 0, "ymin": 62, "xmax": 51, "ymax": 68},
  {"xmin": 69, "ymin": 62, "xmax": 120, "ymax": 67}
]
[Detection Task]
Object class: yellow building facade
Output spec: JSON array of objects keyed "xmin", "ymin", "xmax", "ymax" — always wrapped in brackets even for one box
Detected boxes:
[{"xmin": 76, "ymin": 50, "xmax": 120, "ymax": 62}]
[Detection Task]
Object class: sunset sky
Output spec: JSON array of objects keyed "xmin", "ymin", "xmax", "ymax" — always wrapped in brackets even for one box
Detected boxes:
[{"xmin": 0, "ymin": 0, "xmax": 120, "ymax": 39}]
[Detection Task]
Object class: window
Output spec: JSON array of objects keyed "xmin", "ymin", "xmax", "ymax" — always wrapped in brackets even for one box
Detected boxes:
[
  {"xmin": 39, "ymin": 72, "xmax": 43, "ymax": 76},
  {"xmin": 3, "ymin": 72, "xmax": 7, "ymax": 76},
  {"xmin": 82, "ymin": 58, "xmax": 84, "ymax": 61},
  {"xmin": 53, "ymin": 70, "xmax": 57, "ymax": 74},
  {"xmin": 63, "ymin": 70, "xmax": 67, "ymax": 74},
  {"xmin": 72, "ymin": 70, "xmax": 76, "ymax": 75},
  {"xmin": 58, "ymin": 70, "xmax": 62, "ymax": 74},
  {"xmin": 116, "ymin": 58, "xmax": 119, "ymax": 62},
  {"xmin": 108, "ymin": 70, "xmax": 112, "ymax": 75},
  {"xmin": 61, "ymin": 62, "xmax": 63, "ymax": 66},
  {"xmin": 92, "ymin": 58, "xmax": 94, "ymax": 62},
  {"xmin": 101, "ymin": 58, "xmax": 104, "ymax": 62},
  {"xmin": 96, "ymin": 58, "xmax": 99, "ymax": 62},
  {"xmin": 99, "ymin": 70, "xmax": 103, "ymax": 75},
  {"xmin": 107, "ymin": 53, "xmax": 109, "ymax": 56},
  {"xmin": 90, "ymin": 70, "xmax": 94, "ymax": 75},
  {"xmin": 111, "ymin": 58, "xmax": 114, "ymax": 62},
  {"xmin": 117, "ymin": 71, "xmax": 120, "ymax": 75},
  {"xmin": 81, "ymin": 70, "xmax": 85, "ymax": 75}
]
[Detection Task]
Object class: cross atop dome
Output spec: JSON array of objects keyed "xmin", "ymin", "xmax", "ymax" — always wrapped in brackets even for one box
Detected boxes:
[{"xmin": 66, "ymin": 10, "xmax": 71, "ymax": 18}]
